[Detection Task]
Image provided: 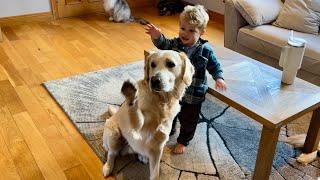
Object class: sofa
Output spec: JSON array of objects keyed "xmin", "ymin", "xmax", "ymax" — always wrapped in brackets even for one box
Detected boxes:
[{"xmin": 224, "ymin": 0, "xmax": 320, "ymax": 86}]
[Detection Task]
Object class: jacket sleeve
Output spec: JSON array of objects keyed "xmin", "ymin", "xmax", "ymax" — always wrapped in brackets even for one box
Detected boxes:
[
  {"xmin": 205, "ymin": 46, "xmax": 224, "ymax": 80},
  {"xmin": 152, "ymin": 34, "xmax": 179, "ymax": 50}
]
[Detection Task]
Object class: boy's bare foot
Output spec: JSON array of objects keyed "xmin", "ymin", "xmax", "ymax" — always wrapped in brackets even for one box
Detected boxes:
[{"xmin": 172, "ymin": 143, "xmax": 185, "ymax": 154}]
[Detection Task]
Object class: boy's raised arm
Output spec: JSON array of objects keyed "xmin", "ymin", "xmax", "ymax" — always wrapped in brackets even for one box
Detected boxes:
[{"xmin": 145, "ymin": 24, "xmax": 179, "ymax": 50}]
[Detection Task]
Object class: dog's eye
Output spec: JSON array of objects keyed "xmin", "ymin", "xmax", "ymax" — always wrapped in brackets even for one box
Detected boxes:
[
  {"xmin": 151, "ymin": 62, "xmax": 156, "ymax": 68},
  {"xmin": 166, "ymin": 61, "xmax": 175, "ymax": 68}
]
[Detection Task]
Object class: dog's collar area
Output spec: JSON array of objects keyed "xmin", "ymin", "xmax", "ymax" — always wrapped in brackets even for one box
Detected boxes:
[{"xmin": 151, "ymin": 91, "xmax": 170, "ymax": 104}]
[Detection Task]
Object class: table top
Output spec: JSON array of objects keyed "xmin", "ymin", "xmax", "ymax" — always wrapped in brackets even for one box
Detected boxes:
[{"xmin": 208, "ymin": 46, "xmax": 320, "ymax": 129}]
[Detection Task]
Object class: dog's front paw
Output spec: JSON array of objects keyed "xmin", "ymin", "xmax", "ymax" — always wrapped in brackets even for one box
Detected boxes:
[
  {"xmin": 108, "ymin": 17, "xmax": 114, "ymax": 21},
  {"xmin": 121, "ymin": 80, "xmax": 137, "ymax": 105},
  {"xmin": 138, "ymin": 154, "xmax": 148, "ymax": 164},
  {"xmin": 102, "ymin": 163, "xmax": 112, "ymax": 177}
]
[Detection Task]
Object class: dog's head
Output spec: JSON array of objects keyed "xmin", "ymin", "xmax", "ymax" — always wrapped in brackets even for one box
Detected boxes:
[{"xmin": 144, "ymin": 49, "xmax": 194, "ymax": 92}]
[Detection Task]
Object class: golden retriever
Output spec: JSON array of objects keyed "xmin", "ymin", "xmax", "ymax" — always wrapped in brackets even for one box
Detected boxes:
[
  {"xmin": 285, "ymin": 134, "xmax": 320, "ymax": 165},
  {"xmin": 102, "ymin": 49, "xmax": 194, "ymax": 180}
]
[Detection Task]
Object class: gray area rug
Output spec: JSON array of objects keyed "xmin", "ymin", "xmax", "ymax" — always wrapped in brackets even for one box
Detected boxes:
[{"xmin": 44, "ymin": 61, "xmax": 320, "ymax": 179}]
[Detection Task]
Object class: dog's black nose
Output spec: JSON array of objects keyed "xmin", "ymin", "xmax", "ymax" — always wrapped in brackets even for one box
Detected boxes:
[{"xmin": 151, "ymin": 76, "xmax": 161, "ymax": 90}]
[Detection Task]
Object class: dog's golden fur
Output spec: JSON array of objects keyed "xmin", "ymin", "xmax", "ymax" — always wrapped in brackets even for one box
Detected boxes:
[
  {"xmin": 102, "ymin": 49, "xmax": 194, "ymax": 180},
  {"xmin": 285, "ymin": 134, "xmax": 320, "ymax": 165}
]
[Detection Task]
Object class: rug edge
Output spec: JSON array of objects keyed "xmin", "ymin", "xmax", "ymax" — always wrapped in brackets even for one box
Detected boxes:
[{"xmin": 42, "ymin": 60, "xmax": 144, "ymax": 85}]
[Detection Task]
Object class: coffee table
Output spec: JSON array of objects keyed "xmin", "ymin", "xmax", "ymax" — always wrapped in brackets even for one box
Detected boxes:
[{"xmin": 207, "ymin": 46, "xmax": 320, "ymax": 180}]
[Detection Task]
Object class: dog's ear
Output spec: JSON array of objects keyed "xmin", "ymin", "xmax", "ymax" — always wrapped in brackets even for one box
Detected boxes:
[
  {"xmin": 180, "ymin": 52, "xmax": 194, "ymax": 86},
  {"xmin": 144, "ymin": 49, "xmax": 158, "ymax": 82},
  {"xmin": 144, "ymin": 48, "xmax": 158, "ymax": 59},
  {"xmin": 144, "ymin": 50, "xmax": 150, "ymax": 82}
]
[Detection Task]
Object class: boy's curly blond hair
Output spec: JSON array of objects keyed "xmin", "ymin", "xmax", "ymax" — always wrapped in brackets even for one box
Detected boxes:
[{"xmin": 180, "ymin": 5, "xmax": 209, "ymax": 30}]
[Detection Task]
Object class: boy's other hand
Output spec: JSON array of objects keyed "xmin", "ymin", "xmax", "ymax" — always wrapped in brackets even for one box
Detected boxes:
[
  {"xmin": 145, "ymin": 24, "xmax": 161, "ymax": 40},
  {"xmin": 215, "ymin": 78, "xmax": 227, "ymax": 91}
]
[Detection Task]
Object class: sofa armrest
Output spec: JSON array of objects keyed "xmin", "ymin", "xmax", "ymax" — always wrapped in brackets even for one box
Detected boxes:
[{"xmin": 224, "ymin": 0, "xmax": 248, "ymax": 49}]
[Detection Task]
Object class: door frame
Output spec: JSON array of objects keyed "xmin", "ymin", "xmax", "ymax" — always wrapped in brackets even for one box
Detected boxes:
[{"xmin": 50, "ymin": 0, "xmax": 59, "ymax": 19}]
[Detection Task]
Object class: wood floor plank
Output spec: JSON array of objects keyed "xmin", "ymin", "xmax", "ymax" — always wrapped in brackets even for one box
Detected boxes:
[
  {"xmin": 13, "ymin": 112, "xmax": 67, "ymax": 180},
  {"xmin": 0, "ymin": 42, "xmax": 10, "ymax": 60},
  {"xmin": 0, "ymin": 58, "xmax": 24, "ymax": 86},
  {"xmin": 10, "ymin": 40, "xmax": 41, "ymax": 67},
  {"xmin": 26, "ymin": 29, "xmax": 53, "ymax": 53},
  {"xmin": 18, "ymin": 68, "xmax": 43, "ymax": 87},
  {"xmin": 0, "ymin": 83, "xmax": 4, "ymax": 108},
  {"xmin": 89, "ymin": 47, "xmax": 119, "ymax": 68},
  {"xmin": 0, "ymin": 26, "xmax": 3, "ymax": 42},
  {"xmin": 0, "ymin": 107, "xmax": 44, "ymax": 180},
  {"xmin": 0, "ymin": 43, "xmax": 25, "ymax": 86},
  {"xmin": 0, "ymin": 124, "xmax": 21, "ymax": 180},
  {"xmin": 0, "ymin": 65, "xmax": 8, "ymax": 81},
  {"xmin": 64, "ymin": 165, "xmax": 91, "ymax": 180},
  {"xmin": 30, "ymin": 86, "xmax": 81, "ymax": 170},
  {"xmin": 15, "ymin": 85, "xmax": 82, "ymax": 171},
  {"xmin": 29, "ymin": 63, "xmax": 51, "ymax": 84},
  {"xmin": 28, "ymin": 87, "xmax": 105, "ymax": 179},
  {"xmin": 41, "ymin": 61, "xmax": 72, "ymax": 79},
  {"xmin": 49, "ymin": 35, "xmax": 91, "ymax": 74},
  {"xmin": 2, "ymin": 26, "xmax": 19, "ymax": 41},
  {"xmin": 71, "ymin": 40, "xmax": 105, "ymax": 66},
  {"xmin": 0, "ymin": 40, "xmax": 28, "ymax": 70},
  {"xmin": 10, "ymin": 25, "xmax": 32, "ymax": 39},
  {"xmin": 29, "ymin": 24, "xmax": 49, "ymax": 36},
  {"xmin": 59, "ymin": 40, "xmax": 97, "ymax": 71},
  {"xmin": 22, "ymin": 37, "xmax": 53, "ymax": 64},
  {"xmin": 65, "ymin": 132, "xmax": 105, "ymax": 180},
  {"xmin": 62, "ymin": 27, "xmax": 96, "ymax": 48},
  {"xmin": 0, "ymin": 80, "xmax": 26, "ymax": 114}
]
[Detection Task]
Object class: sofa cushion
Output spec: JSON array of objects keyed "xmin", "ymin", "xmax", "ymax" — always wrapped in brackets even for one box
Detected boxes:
[
  {"xmin": 237, "ymin": 25, "xmax": 320, "ymax": 76},
  {"xmin": 273, "ymin": 0, "xmax": 320, "ymax": 35},
  {"xmin": 234, "ymin": 0, "xmax": 283, "ymax": 26}
]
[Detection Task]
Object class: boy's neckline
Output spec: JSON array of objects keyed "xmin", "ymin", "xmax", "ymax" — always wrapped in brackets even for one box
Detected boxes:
[{"xmin": 182, "ymin": 39, "xmax": 201, "ymax": 48}]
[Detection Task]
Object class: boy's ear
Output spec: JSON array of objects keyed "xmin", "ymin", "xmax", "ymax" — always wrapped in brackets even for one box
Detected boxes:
[{"xmin": 200, "ymin": 29, "xmax": 206, "ymax": 36}]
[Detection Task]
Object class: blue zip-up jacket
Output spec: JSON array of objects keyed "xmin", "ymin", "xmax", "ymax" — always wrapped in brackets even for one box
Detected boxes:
[{"xmin": 152, "ymin": 34, "xmax": 223, "ymax": 104}]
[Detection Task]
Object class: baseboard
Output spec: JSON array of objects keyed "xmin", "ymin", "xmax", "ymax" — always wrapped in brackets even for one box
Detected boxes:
[
  {"xmin": 181, "ymin": 1, "xmax": 224, "ymax": 25},
  {"xmin": 128, "ymin": 0, "xmax": 157, "ymax": 8},
  {"xmin": 0, "ymin": 12, "xmax": 53, "ymax": 27}
]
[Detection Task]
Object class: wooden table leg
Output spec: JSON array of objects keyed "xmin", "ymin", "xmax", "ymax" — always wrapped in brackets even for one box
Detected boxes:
[
  {"xmin": 303, "ymin": 107, "xmax": 320, "ymax": 153},
  {"xmin": 253, "ymin": 126, "xmax": 280, "ymax": 180}
]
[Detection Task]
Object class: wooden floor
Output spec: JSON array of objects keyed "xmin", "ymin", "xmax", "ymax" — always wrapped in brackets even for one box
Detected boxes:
[{"xmin": 0, "ymin": 8, "xmax": 224, "ymax": 180}]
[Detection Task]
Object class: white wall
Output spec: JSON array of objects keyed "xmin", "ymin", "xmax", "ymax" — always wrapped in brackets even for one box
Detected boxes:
[
  {"xmin": 0, "ymin": 0, "xmax": 224, "ymax": 18},
  {"xmin": 184, "ymin": 0, "xmax": 225, "ymax": 14},
  {"xmin": 0, "ymin": 0, "xmax": 51, "ymax": 18}
]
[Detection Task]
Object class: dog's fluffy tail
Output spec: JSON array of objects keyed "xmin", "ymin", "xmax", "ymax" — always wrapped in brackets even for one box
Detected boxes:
[
  {"xmin": 130, "ymin": 16, "xmax": 150, "ymax": 25},
  {"xmin": 284, "ymin": 134, "xmax": 307, "ymax": 148}
]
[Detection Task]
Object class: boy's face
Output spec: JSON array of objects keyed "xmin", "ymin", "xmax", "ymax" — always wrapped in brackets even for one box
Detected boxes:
[{"xmin": 179, "ymin": 19, "xmax": 204, "ymax": 47}]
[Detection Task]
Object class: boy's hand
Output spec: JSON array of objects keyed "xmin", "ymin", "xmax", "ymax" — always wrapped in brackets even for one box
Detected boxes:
[
  {"xmin": 145, "ymin": 24, "xmax": 161, "ymax": 40},
  {"xmin": 215, "ymin": 78, "xmax": 227, "ymax": 91}
]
